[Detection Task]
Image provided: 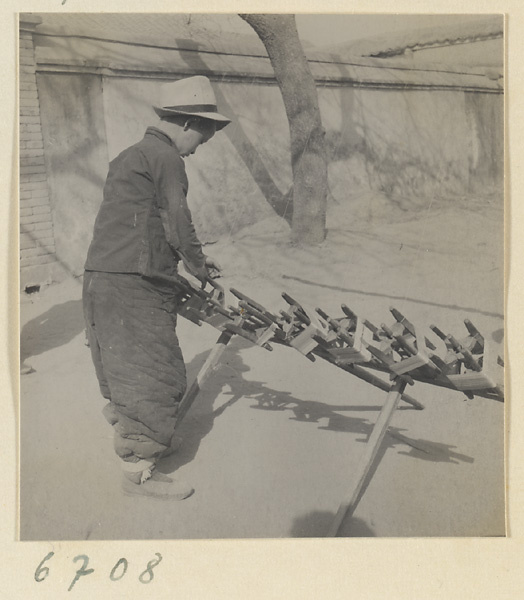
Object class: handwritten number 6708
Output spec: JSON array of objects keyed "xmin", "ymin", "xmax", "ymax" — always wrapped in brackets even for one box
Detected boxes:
[{"xmin": 34, "ymin": 552, "xmax": 163, "ymax": 589}]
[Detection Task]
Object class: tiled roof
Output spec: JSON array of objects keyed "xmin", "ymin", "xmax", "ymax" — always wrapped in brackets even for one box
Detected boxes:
[{"xmin": 324, "ymin": 15, "xmax": 503, "ymax": 58}]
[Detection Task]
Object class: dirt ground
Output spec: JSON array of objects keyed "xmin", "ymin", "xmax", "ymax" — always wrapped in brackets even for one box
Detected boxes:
[{"xmin": 19, "ymin": 192, "xmax": 505, "ymax": 540}]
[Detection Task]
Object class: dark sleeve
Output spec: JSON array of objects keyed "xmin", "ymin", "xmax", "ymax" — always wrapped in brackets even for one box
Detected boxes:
[{"xmin": 149, "ymin": 147, "xmax": 206, "ymax": 272}]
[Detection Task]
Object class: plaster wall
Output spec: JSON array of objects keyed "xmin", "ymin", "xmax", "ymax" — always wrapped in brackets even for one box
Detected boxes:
[
  {"xmin": 37, "ymin": 72, "xmax": 109, "ymax": 277},
  {"xmin": 320, "ymin": 85, "xmax": 503, "ymax": 211},
  {"xmin": 37, "ymin": 71, "xmax": 503, "ymax": 276},
  {"xmin": 103, "ymin": 75, "xmax": 503, "ymax": 227}
]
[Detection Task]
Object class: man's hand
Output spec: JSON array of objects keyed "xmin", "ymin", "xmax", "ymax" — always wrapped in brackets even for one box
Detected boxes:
[
  {"xmin": 205, "ymin": 256, "xmax": 222, "ymax": 279},
  {"xmin": 182, "ymin": 256, "xmax": 222, "ymax": 288},
  {"xmin": 181, "ymin": 258, "xmax": 208, "ymax": 286}
]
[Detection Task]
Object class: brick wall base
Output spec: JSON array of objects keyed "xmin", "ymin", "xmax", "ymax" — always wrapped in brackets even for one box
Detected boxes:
[{"xmin": 19, "ymin": 16, "xmax": 62, "ymax": 290}]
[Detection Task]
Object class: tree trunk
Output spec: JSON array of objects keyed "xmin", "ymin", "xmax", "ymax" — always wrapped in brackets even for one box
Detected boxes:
[{"xmin": 239, "ymin": 14, "xmax": 327, "ymax": 244}]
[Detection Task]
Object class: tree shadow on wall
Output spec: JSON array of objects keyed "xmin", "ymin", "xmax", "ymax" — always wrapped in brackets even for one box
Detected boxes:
[
  {"xmin": 330, "ymin": 57, "xmax": 476, "ymax": 204},
  {"xmin": 174, "ymin": 38, "xmax": 293, "ymax": 223}
]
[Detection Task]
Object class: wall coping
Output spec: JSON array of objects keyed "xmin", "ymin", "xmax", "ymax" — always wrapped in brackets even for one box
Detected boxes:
[{"xmin": 33, "ymin": 35, "xmax": 503, "ymax": 94}]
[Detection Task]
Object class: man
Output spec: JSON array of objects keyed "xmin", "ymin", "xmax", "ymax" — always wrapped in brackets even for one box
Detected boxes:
[{"xmin": 83, "ymin": 76, "xmax": 231, "ymax": 500}]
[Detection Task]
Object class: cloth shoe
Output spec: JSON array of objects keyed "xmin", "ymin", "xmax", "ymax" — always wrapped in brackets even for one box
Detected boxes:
[{"xmin": 122, "ymin": 470, "xmax": 194, "ymax": 501}]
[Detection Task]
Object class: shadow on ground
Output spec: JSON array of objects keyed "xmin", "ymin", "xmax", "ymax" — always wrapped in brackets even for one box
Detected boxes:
[
  {"xmin": 290, "ymin": 510, "xmax": 376, "ymax": 537},
  {"xmin": 19, "ymin": 297, "xmax": 474, "ymax": 472},
  {"xmin": 20, "ymin": 299, "xmax": 85, "ymax": 363},
  {"xmin": 160, "ymin": 336, "xmax": 474, "ymax": 513}
]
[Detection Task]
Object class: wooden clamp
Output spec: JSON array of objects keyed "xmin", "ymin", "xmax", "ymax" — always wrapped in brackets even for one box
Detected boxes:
[
  {"xmin": 314, "ymin": 306, "xmax": 373, "ymax": 365},
  {"xmin": 227, "ymin": 289, "xmax": 285, "ymax": 350},
  {"xmin": 278, "ymin": 292, "xmax": 333, "ymax": 358},
  {"xmin": 381, "ymin": 312, "xmax": 441, "ymax": 379},
  {"xmin": 430, "ymin": 320, "xmax": 504, "ymax": 399},
  {"xmin": 364, "ymin": 329, "xmax": 416, "ymax": 386}
]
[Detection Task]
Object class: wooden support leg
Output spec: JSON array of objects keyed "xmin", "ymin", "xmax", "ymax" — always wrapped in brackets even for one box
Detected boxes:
[
  {"xmin": 175, "ymin": 330, "xmax": 234, "ymax": 427},
  {"xmin": 349, "ymin": 364, "xmax": 423, "ymax": 410},
  {"xmin": 327, "ymin": 378, "xmax": 408, "ymax": 537}
]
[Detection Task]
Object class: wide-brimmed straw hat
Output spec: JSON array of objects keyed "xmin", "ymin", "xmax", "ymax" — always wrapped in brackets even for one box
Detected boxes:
[{"xmin": 153, "ymin": 76, "xmax": 231, "ymax": 131}]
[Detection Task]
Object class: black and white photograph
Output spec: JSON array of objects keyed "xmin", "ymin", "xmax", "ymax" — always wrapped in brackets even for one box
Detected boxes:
[{"xmin": 19, "ymin": 12, "xmax": 505, "ymax": 541}]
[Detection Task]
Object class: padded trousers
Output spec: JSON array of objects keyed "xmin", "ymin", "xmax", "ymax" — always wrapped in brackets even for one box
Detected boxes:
[{"xmin": 83, "ymin": 271, "xmax": 187, "ymax": 461}]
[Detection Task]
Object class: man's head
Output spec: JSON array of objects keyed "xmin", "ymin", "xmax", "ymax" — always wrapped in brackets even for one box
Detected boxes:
[
  {"xmin": 153, "ymin": 76, "xmax": 229, "ymax": 157},
  {"xmin": 153, "ymin": 76, "xmax": 230, "ymax": 129},
  {"xmin": 157, "ymin": 114, "xmax": 216, "ymax": 157}
]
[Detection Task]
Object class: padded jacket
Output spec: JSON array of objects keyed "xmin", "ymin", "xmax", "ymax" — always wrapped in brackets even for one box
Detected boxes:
[{"xmin": 85, "ymin": 127, "xmax": 206, "ymax": 277}]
